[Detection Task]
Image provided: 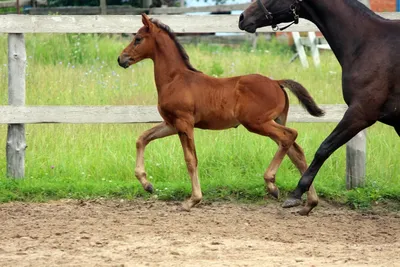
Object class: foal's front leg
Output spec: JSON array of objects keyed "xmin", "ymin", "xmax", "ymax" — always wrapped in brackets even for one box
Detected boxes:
[
  {"xmin": 135, "ymin": 122, "xmax": 177, "ymax": 193},
  {"xmin": 176, "ymin": 122, "xmax": 202, "ymax": 211}
]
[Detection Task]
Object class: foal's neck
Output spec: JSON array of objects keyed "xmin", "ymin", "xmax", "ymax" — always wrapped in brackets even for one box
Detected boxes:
[
  {"xmin": 152, "ymin": 33, "xmax": 189, "ymax": 91},
  {"xmin": 301, "ymin": 0, "xmax": 384, "ymax": 66}
]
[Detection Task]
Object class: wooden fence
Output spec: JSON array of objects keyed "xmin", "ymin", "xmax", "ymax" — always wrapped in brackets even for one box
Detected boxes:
[
  {"xmin": 3, "ymin": 13, "xmax": 398, "ymax": 188},
  {"xmin": 0, "ymin": 0, "xmax": 47, "ymax": 8},
  {"xmin": 27, "ymin": 3, "xmax": 250, "ymax": 15}
]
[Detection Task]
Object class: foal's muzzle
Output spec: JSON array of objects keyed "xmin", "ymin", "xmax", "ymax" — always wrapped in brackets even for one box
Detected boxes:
[{"xmin": 117, "ymin": 55, "xmax": 131, "ymax": 69}]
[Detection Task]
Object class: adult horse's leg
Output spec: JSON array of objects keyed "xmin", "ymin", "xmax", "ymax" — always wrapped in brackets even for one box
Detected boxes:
[
  {"xmin": 135, "ymin": 122, "xmax": 177, "ymax": 193},
  {"xmin": 176, "ymin": 121, "xmax": 202, "ymax": 211},
  {"xmin": 283, "ymin": 106, "xmax": 376, "ymax": 212},
  {"xmin": 244, "ymin": 120, "xmax": 298, "ymax": 199},
  {"xmin": 276, "ymin": 112, "xmax": 318, "ymax": 214}
]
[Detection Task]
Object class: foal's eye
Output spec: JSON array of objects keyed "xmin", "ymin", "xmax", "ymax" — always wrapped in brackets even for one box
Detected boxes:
[{"xmin": 134, "ymin": 37, "xmax": 142, "ymax": 45}]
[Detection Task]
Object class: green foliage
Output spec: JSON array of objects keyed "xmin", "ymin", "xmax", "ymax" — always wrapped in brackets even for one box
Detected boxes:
[
  {"xmin": 22, "ymin": 33, "xmax": 124, "ymax": 65},
  {"xmin": 210, "ymin": 61, "xmax": 224, "ymax": 76},
  {"xmin": 0, "ymin": 6, "xmax": 17, "ymax": 14},
  {"xmin": 0, "ymin": 33, "xmax": 398, "ymax": 211}
]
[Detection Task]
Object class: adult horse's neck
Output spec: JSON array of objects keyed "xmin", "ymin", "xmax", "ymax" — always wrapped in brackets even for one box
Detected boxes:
[
  {"xmin": 300, "ymin": 0, "xmax": 384, "ymax": 66},
  {"xmin": 152, "ymin": 33, "xmax": 189, "ymax": 91}
]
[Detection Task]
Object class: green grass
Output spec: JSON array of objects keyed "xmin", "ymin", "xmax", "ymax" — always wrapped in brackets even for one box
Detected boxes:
[{"xmin": 0, "ymin": 33, "xmax": 398, "ymax": 210}]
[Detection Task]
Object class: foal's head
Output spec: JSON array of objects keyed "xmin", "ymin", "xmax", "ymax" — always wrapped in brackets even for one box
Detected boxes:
[
  {"xmin": 239, "ymin": 0, "xmax": 302, "ymax": 33},
  {"xmin": 118, "ymin": 14, "xmax": 198, "ymax": 72},
  {"xmin": 118, "ymin": 14, "xmax": 157, "ymax": 69}
]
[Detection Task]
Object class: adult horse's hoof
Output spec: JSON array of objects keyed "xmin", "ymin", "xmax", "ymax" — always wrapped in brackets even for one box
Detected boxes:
[
  {"xmin": 144, "ymin": 183, "xmax": 154, "ymax": 193},
  {"xmin": 282, "ymin": 198, "xmax": 302, "ymax": 208}
]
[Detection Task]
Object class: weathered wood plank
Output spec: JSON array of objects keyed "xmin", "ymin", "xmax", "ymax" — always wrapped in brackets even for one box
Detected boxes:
[
  {"xmin": 29, "ymin": 3, "xmax": 250, "ymax": 15},
  {"xmin": 346, "ymin": 130, "xmax": 367, "ymax": 189},
  {"xmin": 0, "ymin": 0, "xmax": 47, "ymax": 8},
  {"xmin": 28, "ymin": 6, "xmax": 149, "ymax": 15},
  {"xmin": 0, "ymin": 13, "xmax": 398, "ymax": 33},
  {"xmin": 149, "ymin": 3, "xmax": 250, "ymax": 14},
  {"xmin": 7, "ymin": 33, "xmax": 27, "ymax": 179},
  {"xmin": 0, "ymin": 105, "xmax": 347, "ymax": 124}
]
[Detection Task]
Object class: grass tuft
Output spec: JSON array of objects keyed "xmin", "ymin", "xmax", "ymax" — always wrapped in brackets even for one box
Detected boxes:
[{"xmin": 0, "ymin": 33, "xmax": 398, "ymax": 210}]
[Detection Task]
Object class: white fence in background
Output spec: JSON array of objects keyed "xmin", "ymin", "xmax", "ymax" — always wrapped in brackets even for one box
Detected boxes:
[{"xmin": 3, "ymin": 13, "xmax": 398, "ymax": 187}]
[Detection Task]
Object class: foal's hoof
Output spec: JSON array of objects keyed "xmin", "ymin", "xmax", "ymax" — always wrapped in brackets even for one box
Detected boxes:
[
  {"xmin": 144, "ymin": 183, "xmax": 154, "ymax": 194},
  {"xmin": 282, "ymin": 198, "xmax": 302, "ymax": 208},
  {"xmin": 269, "ymin": 188, "xmax": 280, "ymax": 199},
  {"xmin": 298, "ymin": 207, "xmax": 311, "ymax": 216},
  {"xmin": 298, "ymin": 201, "xmax": 318, "ymax": 216},
  {"xmin": 179, "ymin": 202, "xmax": 191, "ymax": 212}
]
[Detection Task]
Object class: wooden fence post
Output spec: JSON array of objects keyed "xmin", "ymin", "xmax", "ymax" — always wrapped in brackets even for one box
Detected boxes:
[
  {"xmin": 292, "ymin": 32, "xmax": 309, "ymax": 68},
  {"xmin": 100, "ymin": 0, "xmax": 107, "ymax": 15},
  {"xmin": 308, "ymin": 31, "xmax": 320, "ymax": 67},
  {"xmin": 16, "ymin": 0, "xmax": 20, "ymax": 14},
  {"xmin": 346, "ymin": 129, "xmax": 366, "ymax": 189},
  {"xmin": 7, "ymin": 33, "xmax": 27, "ymax": 178}
]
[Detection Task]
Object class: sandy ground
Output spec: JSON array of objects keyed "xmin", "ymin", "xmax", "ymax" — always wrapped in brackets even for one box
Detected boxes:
[{"xmin": 0, "ymin": 199, "xmax": 399, "ymax": 267}]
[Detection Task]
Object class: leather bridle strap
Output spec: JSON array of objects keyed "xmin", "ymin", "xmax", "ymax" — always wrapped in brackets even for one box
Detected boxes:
[
  {"xmin": 256, "ymin": 0, "xmax": 303, "ymax": 31},
  {"xmin": 257, "ymin": 0, "xmax": 273, "ymax": 21}
]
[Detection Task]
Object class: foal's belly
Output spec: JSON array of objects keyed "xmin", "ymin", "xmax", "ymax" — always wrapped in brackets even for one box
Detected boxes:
[{"xmin": 195, "ymin": 116, "xmax": 240, "ymax": 130}]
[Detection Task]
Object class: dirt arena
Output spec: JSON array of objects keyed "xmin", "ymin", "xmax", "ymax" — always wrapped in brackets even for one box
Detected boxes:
[{"xmin": 0, "ymin": 199, "xmax": 399, "ymax": 267}]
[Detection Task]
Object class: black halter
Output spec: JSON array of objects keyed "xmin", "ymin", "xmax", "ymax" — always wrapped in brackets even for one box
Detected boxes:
[{"xmin": 256, "ymin": 0, "xmax": 303, "ymax": 31}]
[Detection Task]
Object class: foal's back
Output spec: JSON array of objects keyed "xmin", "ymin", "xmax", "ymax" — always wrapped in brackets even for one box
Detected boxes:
[{"xmin": 158, "ymin": 71, "xmax": 285, "ymax": 131}]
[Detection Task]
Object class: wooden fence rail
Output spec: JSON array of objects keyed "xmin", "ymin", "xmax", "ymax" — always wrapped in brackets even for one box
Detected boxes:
[
  {"xmin": 0, "ymin": 0, "xmax": 47, "ymax": 8},
  {"xmin": 3, "ymin": 14, "xmax": 392, "ymax": 188},
  {"xmin": 0, "ymin": 105, "xmax": 347, "ymax": 124},
  {"xmin": 1, "ymin": 13, "xmax": 399, "ymax": 33},
  {"xmin": 27, "ymin": 3, "xmax": 250, "ymax": 15}
]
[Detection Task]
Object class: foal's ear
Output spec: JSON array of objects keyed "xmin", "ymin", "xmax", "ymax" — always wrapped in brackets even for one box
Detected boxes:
[{"xmin": 141, "ymin": 13, "xmax": 153, "ymax": 31}]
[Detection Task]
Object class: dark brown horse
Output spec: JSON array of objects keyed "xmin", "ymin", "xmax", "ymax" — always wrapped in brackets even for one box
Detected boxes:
[
  {"xmin": 118, "ymin": 14, "xmax": 324, "ymax": 213},
  {"xmin": 239, "ymin": 0, "xmax": 400, "ymax": 215}
]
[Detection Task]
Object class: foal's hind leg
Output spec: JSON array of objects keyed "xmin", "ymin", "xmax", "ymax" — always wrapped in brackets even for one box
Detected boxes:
[
  {"xmin": 243, "ymin": 120, "xmax": 298, "ymax": 199},
  {"xmin": 135, "ymin": 122, "xmax": 177, "ymax": 193},
  {"xmin": 284, "ymin": 106, "xmax": 375, "ymax": 213},
  {"xmin": 286, "ymin": 142, "xmax": 319, "ymax": 215},
  {"xmin": 275, "ymin": 113, "xmax": 318, "ymax": 214}
]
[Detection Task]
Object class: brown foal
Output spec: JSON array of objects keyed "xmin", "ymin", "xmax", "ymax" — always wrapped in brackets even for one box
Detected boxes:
[{"xmin": 118, "ymin": 14, "xmax": 324, "ymax": 214}]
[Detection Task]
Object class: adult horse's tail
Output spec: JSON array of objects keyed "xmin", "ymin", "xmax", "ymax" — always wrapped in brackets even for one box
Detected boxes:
[{"xmin": 278, "ymin": 79, "xmax": 325, "ymax": 117}]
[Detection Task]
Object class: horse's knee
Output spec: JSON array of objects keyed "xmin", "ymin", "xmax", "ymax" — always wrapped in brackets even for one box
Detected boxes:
[{"xmin": 136, "ymin": 138, "xmax": 145, "ymax": 150}]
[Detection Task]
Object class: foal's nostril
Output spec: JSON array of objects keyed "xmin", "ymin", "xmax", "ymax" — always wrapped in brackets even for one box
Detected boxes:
[{"xmin": 117, "ymin": 56, "xmax": 120, "ymax": 64}]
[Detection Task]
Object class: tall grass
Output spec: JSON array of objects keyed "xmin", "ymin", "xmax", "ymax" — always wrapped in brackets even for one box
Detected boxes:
[{"xmin": 0, "ymin": 33, "xmax": 398, "ymax": 209}]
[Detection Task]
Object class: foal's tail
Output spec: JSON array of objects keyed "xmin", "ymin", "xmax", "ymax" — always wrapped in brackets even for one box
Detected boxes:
[{"xmin": 278, "ymin": 79, "xmax": 325, "ymax": 117}]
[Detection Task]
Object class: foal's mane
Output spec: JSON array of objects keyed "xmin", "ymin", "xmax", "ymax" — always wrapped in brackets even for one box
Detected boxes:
[{"xmin": 150, "ymin": 18, "xmax": 200, "ymax": 73}]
